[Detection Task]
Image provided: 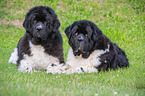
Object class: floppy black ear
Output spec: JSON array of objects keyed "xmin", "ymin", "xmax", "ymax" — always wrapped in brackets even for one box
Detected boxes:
[
  {"xmin": 52, "ymin": 19, "xmax": 60, "ymax": 32},
  {"xmin": 44, "ymin": 6, "xmax": 60, "ymax": 32},
  {"xmin": 23, "ymin": 16, "xmax": 32, "ymax": 34},
  {"xmin": 86, "ymin": 26, "xmax": 93, "ymax": 37},
  {"xmin": 64, "ymin": 25, "xmax": 71, "ymax": 38},
  {"xmin": 92, "ymin": 24, "xmax": 102, "ymax": 41},
  {"xmin": 65, "ymin": 25, "xmax": 78, "ymax": 38}
]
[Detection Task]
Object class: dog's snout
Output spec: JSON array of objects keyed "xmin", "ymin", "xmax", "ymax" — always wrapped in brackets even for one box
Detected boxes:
[
  {"xmin": 36, "ymin": 25, "xmax": 42, "ymax": 31},
  {"xmin": 77, "ymin": 36, "xmax": 84, "ymax": 41}
]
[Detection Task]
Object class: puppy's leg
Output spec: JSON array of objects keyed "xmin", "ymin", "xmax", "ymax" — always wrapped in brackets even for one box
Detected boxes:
[
  {"xmin": 75, "ymin": 66, "xmax": 99, "ymax": 73},
  {"xmin": 46, "ymin": 63, "xmax": 68, "ymax": 74},
  {"xmin": 18, "ymin": 60, "xmax": 33, "ymax": 73}
]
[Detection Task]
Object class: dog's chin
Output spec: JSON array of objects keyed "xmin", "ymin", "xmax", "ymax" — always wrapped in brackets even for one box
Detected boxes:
[
  {"xmin": 73, "ymin": 49, "xmax": 90, "ymax": 58},
  {"xmin": 74, "ymin": 50, "xmax": 81, "ymax": 56},
  {"xmin": 31, "ymin": 37, "xmax": 46, "ymax": 45}
]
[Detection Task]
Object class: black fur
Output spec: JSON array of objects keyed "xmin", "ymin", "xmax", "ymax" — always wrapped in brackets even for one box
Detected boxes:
[
  {"xmin": 65, "ymin": 20, "xmax": 129, "ymax": 72},
  {"xmin": 16, "ymin": 6, "xmax": 64, "ymax": 66}
]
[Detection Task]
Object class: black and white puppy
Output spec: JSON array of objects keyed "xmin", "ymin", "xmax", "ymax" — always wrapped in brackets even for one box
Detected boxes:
[
  {"xmin": 9, "ymin": 6, "xmax": 64, "ymax": 73},
  {"xmin": 64, "ymin": 20, "xmax": 129, "ymax": 73}
]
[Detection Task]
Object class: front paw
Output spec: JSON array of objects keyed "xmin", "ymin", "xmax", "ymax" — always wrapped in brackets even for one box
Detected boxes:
[
  {"xmin": 46, "ymin": 64, "xmax": 69, "ymax": 74},
  {"xmin": 76, "ymin": 67, "xmax": 85, "ymax": 74},
  {"xmin": 18, "ymin": 65, "xmax": 33, "ymax": 73},
  {"xmin": 64, "ymin": 67, "xmax": 85, "ymax": 74}
]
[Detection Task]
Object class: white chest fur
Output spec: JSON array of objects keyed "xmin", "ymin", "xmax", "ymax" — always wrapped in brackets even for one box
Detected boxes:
[
  {"xmin": 66, "ymin": 48, "xmax": 108, "ymax": 73},
  {"xmin": 18, "ymin": 41, "xmax": 59, "ymax": 72}
]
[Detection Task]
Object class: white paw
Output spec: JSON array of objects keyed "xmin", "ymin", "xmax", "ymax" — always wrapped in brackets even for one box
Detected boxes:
[
  {"xmin": 76, "ymin": 66, "xmax": 98, "ymax": 73},
  {"xmin": 75, "ymin": 67, "xmax": 85, "ymax": 74},
  {"xmin": 18, "ymin": 64, "xmax": 33, "ymax": 73},
  {"xmin": 63, "ymin": 69, "xmax": 75, "ymax": 74},
  {"xmin": 62, "ymin": 67, "xmax": 85, "ymax": 74},
  {"xmin": 46, "ymin": 64, "xmax": 69, "ymax": 74}
]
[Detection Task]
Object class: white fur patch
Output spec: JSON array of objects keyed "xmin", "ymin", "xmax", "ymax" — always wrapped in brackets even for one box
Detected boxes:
[
  {"xmin": 8, "ymin": 48, "xmax": 18, "ymax": 64},
  {"xmin": 65, "ymin": 45, "xmax": 110, "ymax": 74},
  {"xmin": 46, "ymin": 64, "xmax": 68, "ymax": 74},
  {"xmin": 45, "ymin": 44, "xmax": 110, "ymax": 74},
  {"xmin": 9, "ymin": 41, "xmax": 60, "ymax": 73}
]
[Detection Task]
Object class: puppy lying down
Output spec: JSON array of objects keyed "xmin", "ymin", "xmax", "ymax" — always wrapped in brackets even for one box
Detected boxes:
[{"xmin": 48, "ymin": 20, "xmax": 129, "ymax": 74}]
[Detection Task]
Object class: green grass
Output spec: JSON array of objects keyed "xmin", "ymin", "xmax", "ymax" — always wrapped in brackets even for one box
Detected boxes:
[{"xmin": 0, "ymin": 0, "xmax": 145, "ymax": 95}]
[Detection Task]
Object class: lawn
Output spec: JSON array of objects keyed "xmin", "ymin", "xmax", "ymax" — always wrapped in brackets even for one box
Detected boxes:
[{"xmin": 0, "ymin": 0, "xmax": 145, "ymax": 96}]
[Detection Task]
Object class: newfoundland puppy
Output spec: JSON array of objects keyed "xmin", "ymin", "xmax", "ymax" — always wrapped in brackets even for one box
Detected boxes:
[
  {"xmin": 9, "ymin": 6, "xmax": 64, "ymax": 73},
  {"xmin": 64, "ymin": 20, "xmax": 129, "ymax": 73}
]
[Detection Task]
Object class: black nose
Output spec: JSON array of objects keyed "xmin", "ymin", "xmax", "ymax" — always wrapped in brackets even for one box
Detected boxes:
[
  {"xmin": 36, "ymin": 25, "xmax": 42, "ymax": 31},
  {"xmin": 77, "ymin": 36, "xmax": 84, "ymax": 41}
]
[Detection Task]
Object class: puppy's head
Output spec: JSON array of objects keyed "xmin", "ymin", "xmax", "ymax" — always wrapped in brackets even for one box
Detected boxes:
[
  {"xmin": 65, "ymin": 20, "xmax": 102, "ymax": 58},
  {"xmin": 23, "ymin": 6, "xmax": 60, "ymax": 44}
]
